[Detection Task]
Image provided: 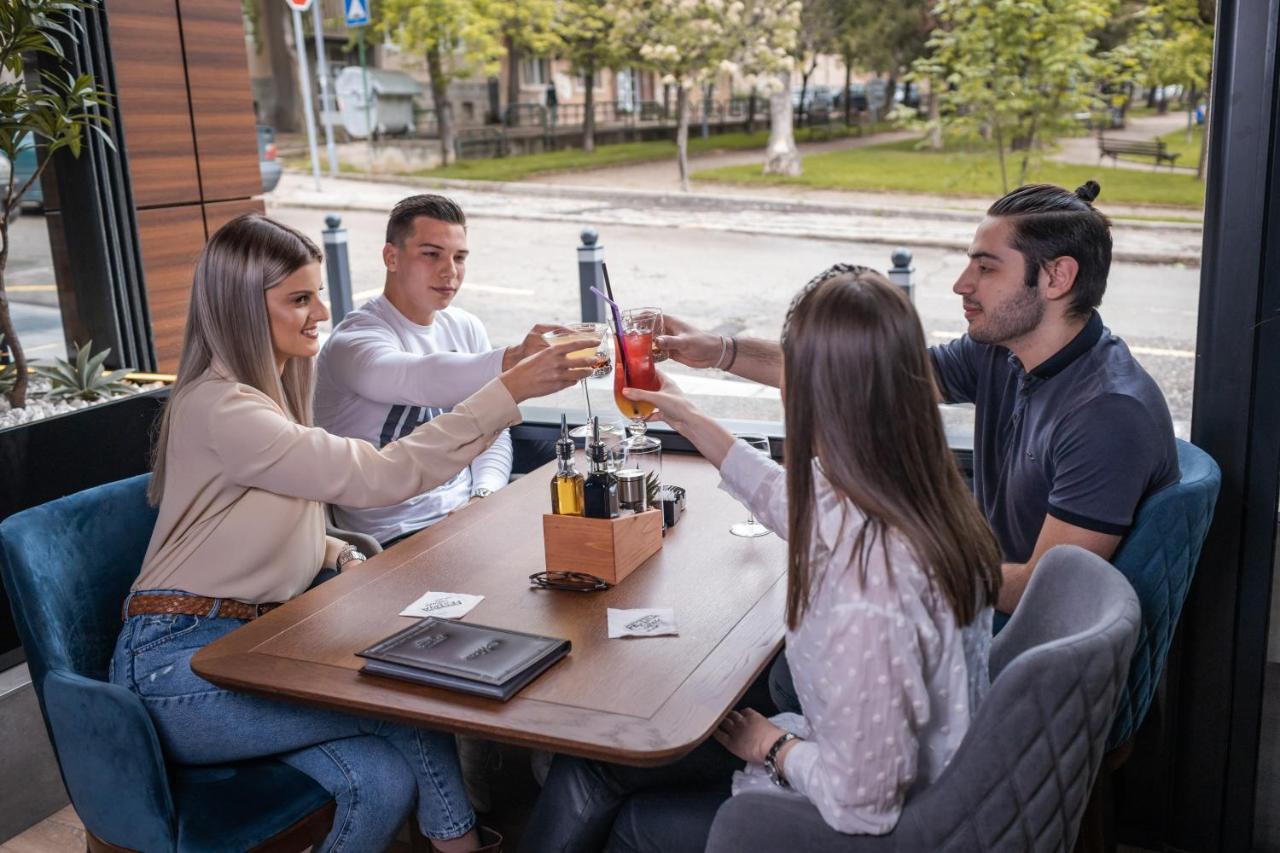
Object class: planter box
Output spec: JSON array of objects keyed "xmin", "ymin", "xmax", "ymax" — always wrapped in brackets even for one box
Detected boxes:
[{"xmin": 0, "ymin": 389, "xmax": 167, "ymax": 670}]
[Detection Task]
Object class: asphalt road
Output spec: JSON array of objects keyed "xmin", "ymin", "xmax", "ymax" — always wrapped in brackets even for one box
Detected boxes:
[{"xmin": 269, "ymin": 205, "xmax": 1198, "ymax": 431}]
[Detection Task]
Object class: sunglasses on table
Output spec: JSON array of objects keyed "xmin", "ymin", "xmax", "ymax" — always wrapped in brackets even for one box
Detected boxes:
[{"xmin": 529, "ymin": 571, "xmax": 612, "ymax": 592}]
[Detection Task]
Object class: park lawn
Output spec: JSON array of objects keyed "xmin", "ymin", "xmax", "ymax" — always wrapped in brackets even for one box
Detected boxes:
[
  {"xmin": 411, "ymin": 123, "xmax": 882, "ymax": 182},
  {"xmin": 1115, "ymin": 121, "xmax": 1202, "ymax": 167},
  {"xmin": 695, "ymin": 137, "xmax": 1206, "ymax": 208}
]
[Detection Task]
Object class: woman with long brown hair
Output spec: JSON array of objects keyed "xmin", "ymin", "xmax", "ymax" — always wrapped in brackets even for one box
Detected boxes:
[
  {"xmin": 521, "ymin": 264, "xmax": 1001, "ymax": 851},
  {"xmin": 109, "ymin": 214, "xmax": 591, "ymax": 853}
]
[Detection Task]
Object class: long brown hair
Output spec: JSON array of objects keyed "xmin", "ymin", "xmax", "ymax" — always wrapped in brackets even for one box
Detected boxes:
[
  {"xmin": 782, "ymin": 265, "xmax": 1001, "ymax": 629},
  {"xmin": 149, "ymin": 214, "xmax": 322, "ymax": 505}
]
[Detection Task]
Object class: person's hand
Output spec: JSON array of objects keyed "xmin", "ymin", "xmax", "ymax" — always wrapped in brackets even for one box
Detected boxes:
[
  {"xmin": 713, "ymin": 709, "xmax": 785, "ymax": 765},
  {"xmin": 503, "ymin": 323, "xmax": 568, "ymax": 370},
  {"xmin": 622, "ymin": 373, "xmax": 703, "ymax": 433},
  {"xmin": 656, "ymin": 315, "xmax": 725, "ymax": 370},
  {"xmin": 499, "ymin": 338, "xmax": 594, "ymax": 402}
]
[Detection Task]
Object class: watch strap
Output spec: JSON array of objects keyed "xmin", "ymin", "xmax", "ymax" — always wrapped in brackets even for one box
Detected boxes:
[{"xmin": 765, "ymin": 731, "xmax": 799, "ymax": 789}]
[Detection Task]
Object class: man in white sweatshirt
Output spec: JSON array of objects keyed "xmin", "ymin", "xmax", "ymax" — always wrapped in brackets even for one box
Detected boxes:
[{"xmin": 315, "ymin": 194, "xmax": 552, "ymax": 547}]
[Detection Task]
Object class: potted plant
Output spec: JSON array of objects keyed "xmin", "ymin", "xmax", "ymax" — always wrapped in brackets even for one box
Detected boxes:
[{"xmin": 0, "ymin": 0, "xmax": 113, "ymax": 409}]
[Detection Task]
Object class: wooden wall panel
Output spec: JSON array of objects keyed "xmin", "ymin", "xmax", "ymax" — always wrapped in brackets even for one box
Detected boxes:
[
  {"xmin": 178, "ymin": 0, "xmax": 262, "ymax": 202},
  {"xmin": 135, "ymin": 206, "xmax": 205, "ymax": 372},
  {"xmin": 203, "ymin": 198, "xmax": 265, "ymax": 235},
  {"xmin": 107, "ymin": 0, "xmax": 200, "ymax": 208}
]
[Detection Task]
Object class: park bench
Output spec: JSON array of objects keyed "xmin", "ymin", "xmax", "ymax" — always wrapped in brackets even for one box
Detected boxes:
[{"xmin": 1097, "ymin": 134, "xmax": 1182, "ymax": 167}]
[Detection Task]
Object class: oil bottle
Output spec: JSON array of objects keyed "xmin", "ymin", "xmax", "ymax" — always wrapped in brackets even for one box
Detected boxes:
[
  {"xmin": 582, "ymin": 417, "xmax": 620, "ymax": 520},
  {"xmin": 550, "ymin": 414, "xmax": 585, "ymax": 516}
]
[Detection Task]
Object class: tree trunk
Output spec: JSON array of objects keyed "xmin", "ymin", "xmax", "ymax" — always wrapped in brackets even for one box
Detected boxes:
[
  {"xmin": 583, "ymin": 66, "xmax": 596, "ymax": 153},
  {"xmin": 505, "ymin": 34, "xmax": 520, "ymax": 123},
  {"xmin": 798, "ymin": 68, "xmax": 811, "ymax": 128},
  {"xmin": 0, "ymin": 225, "xmax": 29, "ymax": 408},
  {"xmin": 1197, "ymin": 82, "xmax": 1211, "ymax": 182},
  {"xmin": 843, "ymin": 51, "xmax": 853, "ymax": 126},
  {"xmin": 746, "ymin": 90, "xmax": 757, "ymax": 134},
  {"xmin": 764, "ymin": 72, "xmax": 800, "ymax": 176},
  {"xmin": 992, "ymin": 116, "xmax": 1009, "ymax": 193},
  {"xmin": 676, "ymin": 85, "xmax": 691, "ymax": 192},
  {"xmin": 927, "ymin": 79, "xmax": 942, "ymax": 150},
  {"xmin": 262, "ymin": 0, "xmax": 301, "ymax": 132},
  {"xmin": 427, "ymin": 46, "xmax": 456, "ymax": 165}
]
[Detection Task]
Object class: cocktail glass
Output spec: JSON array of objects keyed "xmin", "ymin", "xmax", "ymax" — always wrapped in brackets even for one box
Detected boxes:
[
  {"xmin": 613, "ymin": 309, "xmax": 663, "ymax": 451},
  {"xmin": 542, "ymin": 324, "xmax": 621, "ymax": 439}
]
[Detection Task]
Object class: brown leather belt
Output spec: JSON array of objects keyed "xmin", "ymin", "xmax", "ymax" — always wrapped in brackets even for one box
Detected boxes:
[{"xmin": 126, "ymin": 592, "xmax": 281, "ymax": 621}]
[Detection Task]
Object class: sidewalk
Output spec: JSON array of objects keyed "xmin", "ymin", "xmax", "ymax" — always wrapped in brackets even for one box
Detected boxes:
[{"xmin": 269, "ymin": 168, "xmax": 1204, "ymax": 266}]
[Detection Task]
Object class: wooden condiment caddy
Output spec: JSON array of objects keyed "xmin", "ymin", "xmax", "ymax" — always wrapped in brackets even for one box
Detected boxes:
[{"xmin": 542, "ymin": 510, "xmax": 663, "ymax": 584}]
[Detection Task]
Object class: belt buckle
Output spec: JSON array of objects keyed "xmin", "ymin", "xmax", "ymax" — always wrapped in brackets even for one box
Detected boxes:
[{"xmin": 254, "ymin": 602, "xmax": 276, "ymax": 618}]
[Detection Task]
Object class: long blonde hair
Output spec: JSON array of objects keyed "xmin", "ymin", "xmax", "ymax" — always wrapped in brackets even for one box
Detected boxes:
[
  {"xmin": 782, "ymin": 265, "xmax": 1002, "ymax": 629},
  {"xmin": 149, "ymin": 214, "xmax": 322, "ymax": 505}
]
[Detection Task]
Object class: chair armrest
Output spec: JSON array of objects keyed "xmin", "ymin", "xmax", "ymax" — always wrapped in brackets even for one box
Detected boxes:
[
  {"xmin": 42, "ymin": 670, "xmax": 175, "ymax": 851},
  {"xmin": 325, "ymin": 525, "xmax": 382, "ymax": 556}
]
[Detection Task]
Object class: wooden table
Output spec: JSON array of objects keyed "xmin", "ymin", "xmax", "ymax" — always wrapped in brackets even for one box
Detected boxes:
[{"xmin": 192, "ymin": 453, "xmax": 789, "ymax": 766}]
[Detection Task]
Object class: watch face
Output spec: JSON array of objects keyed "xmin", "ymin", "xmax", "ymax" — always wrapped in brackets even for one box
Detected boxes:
[{"xmin": 473, "ymin": 488, "xmax": 492, "ymax": 499}]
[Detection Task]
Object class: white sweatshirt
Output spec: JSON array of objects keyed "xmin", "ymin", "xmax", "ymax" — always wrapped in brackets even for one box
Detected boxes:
[{"xmin": 314, "ymin": 295, "xmax": 512, "ymax": 544}]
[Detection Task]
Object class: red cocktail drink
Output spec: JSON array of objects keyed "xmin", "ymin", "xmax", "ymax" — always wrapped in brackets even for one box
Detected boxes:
[{"xmin": 613, "ymin": 330, "xmax": 659, "ymax": 420}]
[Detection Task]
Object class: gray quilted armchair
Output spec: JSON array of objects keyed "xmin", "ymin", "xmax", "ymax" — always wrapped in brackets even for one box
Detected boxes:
[{"xmin": 705, "ymin": 545, "xmax": 1142, "ymax": 853}]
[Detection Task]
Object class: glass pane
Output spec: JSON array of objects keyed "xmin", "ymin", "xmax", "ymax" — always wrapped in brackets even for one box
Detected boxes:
[{"xmin": 1254, "ymin": 481, "xmax": 1280, "ymax": 849}]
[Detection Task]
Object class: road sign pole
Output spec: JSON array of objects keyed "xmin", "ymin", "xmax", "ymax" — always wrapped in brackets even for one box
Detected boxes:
[
  {"xmin": 358, "ymin": 28, "xmax": 373, "ymax": 144},
  {"xmin": 291, "ymin": 5, "xmax": 322, "ymax": 190},
  {"xmin": 311, "ymin": 1, "xmax": 339, "ymax": 177}
]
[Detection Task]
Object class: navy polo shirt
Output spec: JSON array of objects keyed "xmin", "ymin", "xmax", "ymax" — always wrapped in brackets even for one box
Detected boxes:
[{"xmin": 929, "ymin": 311, "xmax": 1179, "ymax": 563}]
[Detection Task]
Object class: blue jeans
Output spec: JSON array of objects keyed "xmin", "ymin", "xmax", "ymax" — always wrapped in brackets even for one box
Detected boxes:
[{"xmin": 109, "ymin": 591, "xmax": 475, "ymax": 851}]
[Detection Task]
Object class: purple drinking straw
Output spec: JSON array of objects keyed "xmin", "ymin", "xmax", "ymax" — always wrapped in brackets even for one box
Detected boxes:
[{"xmin": 591, "ymin": 285, "xmax": 631, "ymax": 386}]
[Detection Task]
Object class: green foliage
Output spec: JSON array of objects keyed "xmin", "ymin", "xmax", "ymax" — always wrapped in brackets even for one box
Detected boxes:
[
  {"xmin": 555, "ymin": 0, "xmax": 626, "ymax": 78},
  {"xmin": 915, "ymin": 0, "xmax": 1110, "ymax": 191},
  {"xmin": 494, "ymin": 0, "xmax": 559, "ymax": 58},
  {"xmin": 33, "ymin": 340, "xmax": 134, "ymax": 402},
  {"xmin": 1101, "ymin": 0, "xmax": 1212, "ymax": 96},
  {"xmin": 695, "ymin": 137, "xmax": 1207, "ymax": 208},
  {"xmin": 377, "ymin": 0, "xmax": 504, "ymax": 85},
  {"xmin": 0, "ymin": 334, "xmax": 14, "ymax": 395}
]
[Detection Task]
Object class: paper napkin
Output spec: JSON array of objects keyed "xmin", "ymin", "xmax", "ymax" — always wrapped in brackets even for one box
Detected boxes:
[
  {"xmin": 607, "ymin": 607, "xmax": 678, "ymax": 638},
  {"xmin": 400, "ymin": 590, "xmax": 484, "ymax": 620}
]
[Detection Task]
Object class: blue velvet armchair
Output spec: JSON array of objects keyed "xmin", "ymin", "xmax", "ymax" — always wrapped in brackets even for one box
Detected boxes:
[{"xmin": 0, "ymin": 474, "xmax": 334, "ymax": 852}]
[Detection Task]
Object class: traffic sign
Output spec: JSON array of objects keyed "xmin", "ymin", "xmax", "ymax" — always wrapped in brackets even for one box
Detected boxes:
[
  {"xmin": 283, "ymin": 0, "xmax": 313, "ymax": 11},
  {"xmin": 345, "ymin": 0, "xmax": 369, "ymax": 27}
]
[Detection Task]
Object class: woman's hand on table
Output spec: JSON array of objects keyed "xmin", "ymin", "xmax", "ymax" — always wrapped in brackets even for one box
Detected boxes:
[
  {"xmin": 624, "ymin": 373, "xmax": 736, "ymax": 467},
  {"xmin": 714, "ymin": 708, "xmax": 785, "ymax": 764},
  {"xmin": 500, "ymin": 338, "xmax": 595, "ymax": 402}
]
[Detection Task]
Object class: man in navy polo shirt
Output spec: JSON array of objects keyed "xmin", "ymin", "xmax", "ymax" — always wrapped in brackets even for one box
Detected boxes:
[{"xmin": 658, "ymin": 180, "xmax": 1178, "ymax": 613}]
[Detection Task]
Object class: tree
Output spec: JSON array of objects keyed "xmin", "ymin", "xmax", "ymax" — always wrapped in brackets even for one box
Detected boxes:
[
  {"xmin": 1, "ymin": 0, "xmax": 113, "ymax": 408},
  {"xmin": 727, "ymin": 0, "xmax": 802, "ymax": 175},
  {"xmin": 554, "ymin": 0, "xmax": 626, "ymax": 152},
  {"xmin": 916, "ymin": 0, "xmax": 1110, "ymax": 191},
  {"xmin": 378, "ymin": 0, "xmax": 503, "ymax": 165},
  {"xmin": 614, "ymin": 0, "xmax": 737, "ymax": 191},
  {"xmin": 492, "ymin": 0, "xmax": 558, "ymax": 118},
  {"xmin": 792, "ymin": 0, "xmax": 838, "ymax": 128}
]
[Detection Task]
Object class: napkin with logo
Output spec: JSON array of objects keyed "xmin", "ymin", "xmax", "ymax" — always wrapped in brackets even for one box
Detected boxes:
[
  {"xmin": 400, "ymin": 591, "xmax": 484, "ymax": 620},
  {"xmin": 607, "ymin": 608, "xmax": 678, "ymax": 638}
]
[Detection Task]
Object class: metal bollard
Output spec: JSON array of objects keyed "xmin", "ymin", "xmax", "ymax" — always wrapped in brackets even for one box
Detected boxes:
[
  {"xmin": 888, "ymin": 247, "xmax": 914, "ymax": 303},
  {"xmin": 577, "ymin": 227, "xmax": 605, "ymax": 323},
  {"xmin": 323, "ymin": 215, "xmax": 354, "ymax": 325}
]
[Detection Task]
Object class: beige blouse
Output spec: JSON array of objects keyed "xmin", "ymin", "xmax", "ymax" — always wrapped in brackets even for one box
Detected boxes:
[{"xmin": 133, "ymin": 366, "xmax": 520, "ymax": 604}]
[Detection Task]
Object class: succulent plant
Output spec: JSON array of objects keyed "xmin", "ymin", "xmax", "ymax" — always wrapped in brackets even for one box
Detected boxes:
[
  {"xmin": 32, "ymin": 340, "xmax": 134, "ymax": 401},
  {"xmin": 0, "ymin": 334, "xmax": 14, "ymax": 394}
]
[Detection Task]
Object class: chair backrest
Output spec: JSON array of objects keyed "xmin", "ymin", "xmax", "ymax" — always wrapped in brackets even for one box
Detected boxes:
[
  {"xmin": 706, "ymin": 545, "xmax": 1141, "ymax": 853},
  {"xmin": 1105, "ymin": 439, "xmax": 1220, "ymax": 748},
  {"xmin": 0, "ymin": 474, "xmax": 177, "ymax": 851}
]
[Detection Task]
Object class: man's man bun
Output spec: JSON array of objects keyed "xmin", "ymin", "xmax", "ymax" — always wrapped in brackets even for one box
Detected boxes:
[{"xmin": 1074, "ymin": 180, "xmax": 1102, "ymax": 203}]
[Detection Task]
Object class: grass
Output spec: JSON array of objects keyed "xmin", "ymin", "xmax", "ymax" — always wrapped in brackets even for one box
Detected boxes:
[
  {"xmin": 1115, "ymin": 123, "xmax": 1203, "ymax": 167},
  {"xmin": 695, "ymin": 136, "xmax": 1206, "ymax": 209},
  {"xmin": 407, "ymin": 123, "xmax": 891, "ymax": 182}
]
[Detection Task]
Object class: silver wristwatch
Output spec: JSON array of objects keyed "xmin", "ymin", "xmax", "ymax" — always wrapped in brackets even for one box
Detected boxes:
[
  {"xmin": 335, "ymin": 545, "xmax": 366, "ymax": 572},
  {"xmin": 471, "ymin": 487, "xmax": 493, "ymax": 499},
  {"xmin": 765, "ymin": 732, "xmax": 799, "ymax": 789}
]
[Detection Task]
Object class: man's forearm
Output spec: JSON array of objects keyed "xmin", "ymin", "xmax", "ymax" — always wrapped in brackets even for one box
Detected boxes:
[
  {"xmin": 730, "ymin": 337, "xmax": 783, "ymax": 388},
  {"xmin": 997, "ymin": 561, "xmax": 1032, "ymax": 614}
]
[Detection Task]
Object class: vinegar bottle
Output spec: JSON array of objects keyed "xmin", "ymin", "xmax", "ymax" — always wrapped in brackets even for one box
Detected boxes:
[{"xmin": 550, "ymin": 414, "xmax": 584, "ymax": 516}]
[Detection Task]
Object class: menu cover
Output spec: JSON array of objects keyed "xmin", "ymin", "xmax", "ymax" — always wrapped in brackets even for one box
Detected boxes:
[{"xmin": 356, "ymin": 617, "xmax": 570, "ymax": 701}]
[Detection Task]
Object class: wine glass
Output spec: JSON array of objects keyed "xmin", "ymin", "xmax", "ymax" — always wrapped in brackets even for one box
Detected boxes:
[
  {"xmin": 613, "ymin": 309, "xmax": 663, "ymax": 451},
  {"xmin": 729, "ymin": 434, "xmax": 773, "ymax": 538},
  {"xmin": 543, "ymin": 324, "xmax": 621, "ymax": 439}
]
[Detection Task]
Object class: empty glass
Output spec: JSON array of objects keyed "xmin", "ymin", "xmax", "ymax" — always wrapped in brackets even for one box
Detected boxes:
[{"xmin": 729, "ymin": 434, "xmax": 773, "ymax": 538}]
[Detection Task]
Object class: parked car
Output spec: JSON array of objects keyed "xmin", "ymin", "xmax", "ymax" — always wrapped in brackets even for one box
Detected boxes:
[
  {"xmin": 0, "ymin": 134, "xmax": 43, "ymax": 210},
  {"xmin": 791, "ymin": 86, "xmax": 835, "ymax": 113},
  {"xmin": 833, "ymin": 84, "xmax": 868, "ymax": 113},
  {"xmin": 257, "ymin": 124, "xmax": 282, "ymax": 193}
]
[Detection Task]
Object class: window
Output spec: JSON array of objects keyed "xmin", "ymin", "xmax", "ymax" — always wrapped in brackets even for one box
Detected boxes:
[{"xmin": 520, "ymin": 57, "xmax": 549, "ymax": 87}]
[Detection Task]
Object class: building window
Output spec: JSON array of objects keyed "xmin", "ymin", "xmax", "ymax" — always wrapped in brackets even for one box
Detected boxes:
[{"xmin": 520, "ymin": 57, "xmax": 549, "ymax": 87}]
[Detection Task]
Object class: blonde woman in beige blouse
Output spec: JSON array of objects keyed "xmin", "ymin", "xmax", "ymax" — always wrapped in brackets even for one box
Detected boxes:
[{"xmin": 108, "ymin": 214, "xmax": 591, "ymax": 853}]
